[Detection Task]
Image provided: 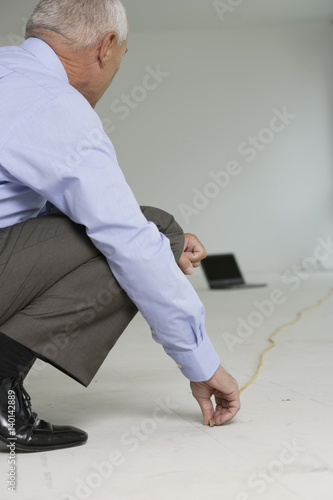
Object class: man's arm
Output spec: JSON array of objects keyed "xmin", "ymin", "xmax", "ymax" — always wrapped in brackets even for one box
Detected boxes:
[
  {"xmin": 141, "ymin": 207, "xmax": 240, "ymax": 425},
  {"xmin": 140, "ymin": 206, "xmax": 185, "ymax": 263},
  {"xmin": 140, "ymin": 207, "xmax": 207, "ymax": 276},
  {"xmin": 2, "ymin": 90, "xmax": 233, "ymax": 414}
]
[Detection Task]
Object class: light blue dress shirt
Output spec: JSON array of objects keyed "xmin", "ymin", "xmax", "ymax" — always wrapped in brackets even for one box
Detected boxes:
[{"xmin": 0, "ymin": 38, "xmax": 220, "ymax": 382}]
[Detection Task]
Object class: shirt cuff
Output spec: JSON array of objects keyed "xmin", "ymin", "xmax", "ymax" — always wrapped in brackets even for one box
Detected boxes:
[{"xmin": 164, "ymin": 334, "xmax": 221, "ymax": 382}]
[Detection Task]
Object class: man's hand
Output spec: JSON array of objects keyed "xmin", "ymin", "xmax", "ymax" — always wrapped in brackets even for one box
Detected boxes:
[
  {"xmin": 190, "ymin": 365, "xmax": 240, "ymax": 426},
  {"xmin": 178, "ymin": 233, "xmax": 207, "ymax": 275}
]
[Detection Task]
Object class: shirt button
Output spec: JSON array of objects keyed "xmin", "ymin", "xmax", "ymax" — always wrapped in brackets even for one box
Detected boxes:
[
  {"xmin": 151, "ymin": 329, "xmax": 156, "ymax": 335},
  {"xmin": 176, "ymin": 363, "xmax": 183, "ymax": 369}
]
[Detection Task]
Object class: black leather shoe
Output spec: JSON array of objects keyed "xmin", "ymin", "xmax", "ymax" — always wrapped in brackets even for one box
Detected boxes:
[{"xmin": 0, "ymin": 377, "xmax": 87, "ymax": 452}]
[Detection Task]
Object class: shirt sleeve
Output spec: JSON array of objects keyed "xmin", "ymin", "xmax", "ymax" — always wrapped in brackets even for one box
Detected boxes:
[{"xmin": 0, "ymin": 90, "xmax": 220, "ymax": 382}]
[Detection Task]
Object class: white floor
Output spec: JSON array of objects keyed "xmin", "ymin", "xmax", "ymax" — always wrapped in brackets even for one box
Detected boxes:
[{"xmin": 1, "ymin": 272, "xmax": 333, "ymax": 500}]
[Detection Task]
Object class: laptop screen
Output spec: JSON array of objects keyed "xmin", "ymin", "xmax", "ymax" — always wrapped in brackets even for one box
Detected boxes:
[{"xmin": 201, "ymin": 254, "xmax": 243, "ymax": 281}]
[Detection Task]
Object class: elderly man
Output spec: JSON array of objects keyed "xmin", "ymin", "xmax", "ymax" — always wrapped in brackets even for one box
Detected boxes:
[{"xmin": 0, "ymin": 0, "xmax": 240, "ymax": 452}]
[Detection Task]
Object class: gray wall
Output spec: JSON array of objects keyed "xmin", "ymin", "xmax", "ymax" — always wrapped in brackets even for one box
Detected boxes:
[{"xmin": 1, "ymin": 2, "xmax": 332, "ymax": 273}]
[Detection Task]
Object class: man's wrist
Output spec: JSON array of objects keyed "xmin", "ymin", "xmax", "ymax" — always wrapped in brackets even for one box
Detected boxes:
[{"xmin": 164, "ymin": 335, "xmax": 221, "ymax": 382}]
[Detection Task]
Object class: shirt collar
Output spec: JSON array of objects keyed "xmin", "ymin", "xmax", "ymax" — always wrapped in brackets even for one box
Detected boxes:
[{"xmin": 20, "ymin": 37, "xmax": 69, "ymax": 84}]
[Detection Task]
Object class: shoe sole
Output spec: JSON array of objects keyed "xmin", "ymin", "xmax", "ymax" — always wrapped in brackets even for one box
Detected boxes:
[{"xmin": 0, "ymin": 434, "xmax": 88, "ymax": 453}]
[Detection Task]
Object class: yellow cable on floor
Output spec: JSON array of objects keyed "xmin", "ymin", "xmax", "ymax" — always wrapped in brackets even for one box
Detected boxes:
[{"xmin": 239, "ymin": 287, "xmax": 333, "ymax": 395}]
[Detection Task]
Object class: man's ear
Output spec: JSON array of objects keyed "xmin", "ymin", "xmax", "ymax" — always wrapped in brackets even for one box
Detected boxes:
[{"xmin": 98, "ymin": 32, "xmax": 117, "ymax": 67}]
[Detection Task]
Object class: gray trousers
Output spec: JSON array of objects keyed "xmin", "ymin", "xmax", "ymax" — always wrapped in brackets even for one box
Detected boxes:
[{"xmin": 0, "ymin": 207, "xmax": 184, "ymax": 387}]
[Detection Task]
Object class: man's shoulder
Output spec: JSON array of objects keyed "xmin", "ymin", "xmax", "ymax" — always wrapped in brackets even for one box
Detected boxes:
[
  {"xmin": 0, "ymin": 45, "xmax": 98, "ymax": 150},
  {"xmin": 0, "ymin": 44, "xmax": 73, "ymax": 100}
]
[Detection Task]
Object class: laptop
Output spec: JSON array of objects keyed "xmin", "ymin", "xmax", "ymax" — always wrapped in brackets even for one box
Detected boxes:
[{"xmin": 201, "ymin": 254, "xmax": 266, "ymax": 290}]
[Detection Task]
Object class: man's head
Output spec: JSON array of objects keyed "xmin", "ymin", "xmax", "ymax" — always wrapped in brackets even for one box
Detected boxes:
[
  {"xmin": 26, "ymin": 0, "xmax": 129, "ymax": 107},
  {"xmin": 26, "ymin": 0, "xmax": 128, "ymax": 52}
]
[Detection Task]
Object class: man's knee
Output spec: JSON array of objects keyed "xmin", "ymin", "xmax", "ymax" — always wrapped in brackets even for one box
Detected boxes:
[{"xmin": 140, "ymin": 206, "xmax": 184, "ymax": 263}]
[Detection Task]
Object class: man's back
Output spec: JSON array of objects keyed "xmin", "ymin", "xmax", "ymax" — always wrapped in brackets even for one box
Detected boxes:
[
  {"xmin": 0, "ymin": 39, "xmax": 97, "ymax": 227},
  {"xmin": 0, "ymin": 42, "xmax": 72, "ymax": 135}
]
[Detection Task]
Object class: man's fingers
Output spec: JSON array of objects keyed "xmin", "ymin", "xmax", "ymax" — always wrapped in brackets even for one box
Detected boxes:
[
  {"xmin": 178, "ymin": 253, "xmax": 194, "ymax": 275},
  {"xmin": 183, "ymin": 234, "xmax": 207, "ymax": 264},
  {"xmin": 194, "ymin": 396, "xmax": 239, "ymax": 427},
  {"xmin": 214, "ymin": 406, "xmax": 237, "ymax": 426},
  {"xmin": 179, "ymin": 234, "xmax": 207, "ymax": 274},
  {"xmin": 191, "ymin": 366, "xmax": 241, "ymax": 426},
  {"xmin": 195, "ymin": 398, "xmax": 215, "ymax": 426},
  {"xmin": 214, "ymin": 396, "xmax": 241, "ymax": 425},
  {"xmin": 178, "ymin": 251, "xmax": 202, "ymax": 274},
  {"xmin": 184, "ymin": 251, "xmax": 202, "ymax": 267}
]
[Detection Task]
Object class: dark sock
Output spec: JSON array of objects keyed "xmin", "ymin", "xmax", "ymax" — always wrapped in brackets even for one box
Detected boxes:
[{"xmin": 0, "ymin": 332, "xmax": 36, "ymax": 385}]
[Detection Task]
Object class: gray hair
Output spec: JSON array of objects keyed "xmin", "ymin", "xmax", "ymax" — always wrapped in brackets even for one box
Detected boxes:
[{"xmin": 26, "ymin": 0, "xmax": 128, "ymax": 50}]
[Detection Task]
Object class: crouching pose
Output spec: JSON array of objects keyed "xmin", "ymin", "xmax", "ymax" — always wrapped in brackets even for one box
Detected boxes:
[{"xmin": 0, "ymin": 0, "xmax": 240, "ymax": 452}]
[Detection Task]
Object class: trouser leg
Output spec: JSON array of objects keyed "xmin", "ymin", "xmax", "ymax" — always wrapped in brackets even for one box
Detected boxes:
[
  {"xmin": 0, "ymin": 332, "xmax": 36, "ymax": 385},
  {"xmin": 0, "ymin": 208, "xmax": 184, "ymax": 386}
]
